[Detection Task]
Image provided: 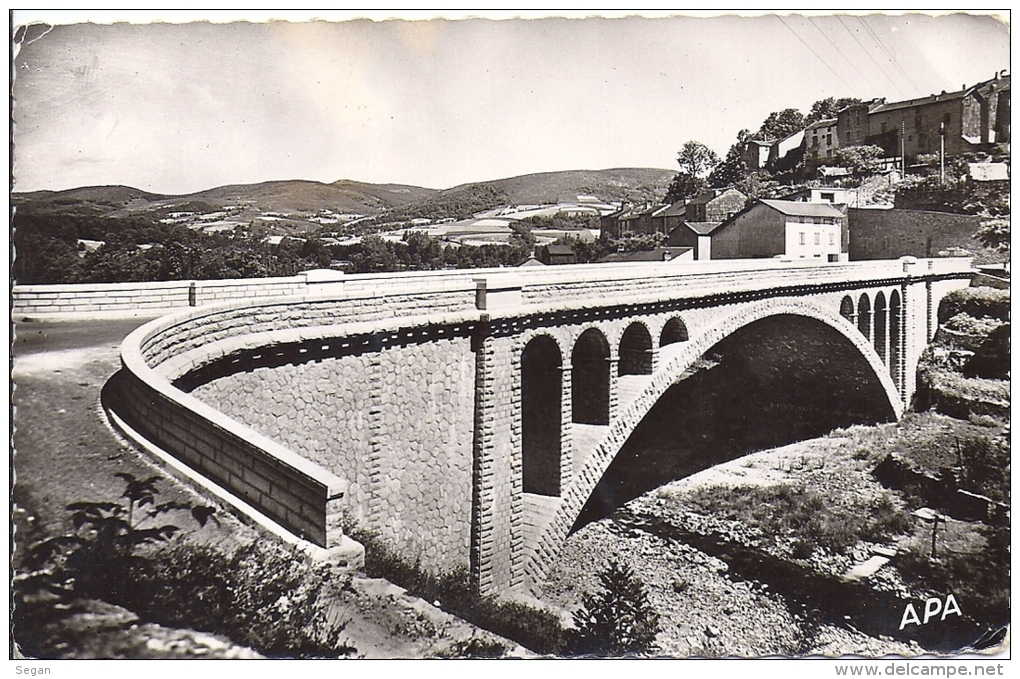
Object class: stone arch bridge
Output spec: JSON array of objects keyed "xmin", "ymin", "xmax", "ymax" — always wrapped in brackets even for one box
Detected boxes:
[{"xmin": 110, "ymin": 258, "xmax": 971, "ymax": 595}]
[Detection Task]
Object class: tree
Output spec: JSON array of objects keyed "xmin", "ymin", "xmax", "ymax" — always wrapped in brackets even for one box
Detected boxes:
[
  {"xmin": 665, "ymin": 141, "xmax": 720, "ymax": 203},
  {"xmin": 567, "ymin": 560, "xmax": 660, "ymax": 656},
  {"xmin": 757, "ymin": 108, "xmax": 805, "ymax": 142},
  {"xmin": 676, "ymin": 140, "xmax": 720, "ymax": 178},
  {"xmin": 735, "ymin": 170, "xmax": 781, "ymax": 202},
  {"xmin": 664, "ymin": 172, "xmax": 708, "ymax": 204},
  {"xmin": 708, "ymin": 144, "xmax": 749, "ymax": 189},
  {"xmin": 976, "ymin": 218, "xmax": 1010, "ymax": 251},
  {"xmin": 833, "ymin": 144, "xmax": 885, "ymax": 176},
  {"xmin": 805, "ymin": 96, "xmax": 862, "ymax": 125}
]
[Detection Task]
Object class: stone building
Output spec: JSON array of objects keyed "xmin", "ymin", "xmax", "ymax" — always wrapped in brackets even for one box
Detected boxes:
[
  {"xmin": 686, "ymin": 188, "xmax": 747, "ymax": 222},
  {"xmin": 804, "ymin": 117, "xmax": 839, "ymax": 169},
  {"xmin": 600, "ymin": 204, "xmax": 662, "ymax": 237},
  {"xmin": 667, "ymin": 220, "xmax": 721, "ymax": 260},
  {"xmin": 836, "ymin": 71, "xmax": 1010, "ymax": 160},
  {"xmin": 650, "ymin": 201, "xmax": 687, "ymax": 236},
  {"xmin": 710, "ymin": 199, "xmax": 848, "ymax": 261}
]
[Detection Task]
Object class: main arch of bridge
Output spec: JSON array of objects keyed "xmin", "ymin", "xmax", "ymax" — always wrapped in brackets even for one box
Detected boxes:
[{"xmin": 498, "ymin": 296, "xmax": 902, "ymax": 592}]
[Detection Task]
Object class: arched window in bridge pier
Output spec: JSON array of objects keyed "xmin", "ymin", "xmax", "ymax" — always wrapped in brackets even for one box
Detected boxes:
[
  {"xmin": 618, "ymin": 323, "xmax": 653, "ymax": 376},
  {"xmin": 840, "ymin": 296, "xmax": 855, "ymax": 323},
  {"xmin": 521, "ymin": 336, "xmax": 562, "ymax": 497},
  {"xmin": 889, "ymin": 290, "xmax": 902, "ymax": 390},
  {"xmin": 874, "ymin": 292, "xmax": 888, "ymax": 366},
  {"xmin": 572, "ymin": 328, "xmax": 611, "ymax": 425},
  {"xmin": 659, "ymin": 317, "xmax": 689, "ymax": 346},
  {"xmin": 857, "ymin": 294, "xmax": 872, "ymax": 340}
]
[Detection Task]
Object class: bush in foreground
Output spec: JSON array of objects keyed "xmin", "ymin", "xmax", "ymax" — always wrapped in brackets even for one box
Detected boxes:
[{"xmin": 566, "ymin": 560, "xmax": 660, "ymax": 657}]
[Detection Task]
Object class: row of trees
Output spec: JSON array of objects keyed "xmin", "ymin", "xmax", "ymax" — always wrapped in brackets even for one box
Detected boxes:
[{"xmin": 15, "ymin": 203, "xmax": 662, "ymax": 283}]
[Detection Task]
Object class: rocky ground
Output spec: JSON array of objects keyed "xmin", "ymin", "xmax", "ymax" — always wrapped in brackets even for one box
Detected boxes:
[{"xmin": 538, "ymin": 435, "xmax": 927, "ymax": 658}]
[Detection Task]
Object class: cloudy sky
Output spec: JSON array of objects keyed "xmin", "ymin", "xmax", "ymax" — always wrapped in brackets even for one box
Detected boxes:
[{"xmin": 11, "ymin": 11, "xmax": 1010, "ymax": 195}]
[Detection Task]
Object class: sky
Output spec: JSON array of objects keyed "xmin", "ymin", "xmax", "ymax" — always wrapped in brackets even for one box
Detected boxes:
[{"xmin": 10, "ymin": 10, "xmax": 1011, "ymax": 195}]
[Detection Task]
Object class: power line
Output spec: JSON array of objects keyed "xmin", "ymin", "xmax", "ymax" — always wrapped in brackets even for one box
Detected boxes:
[
  {"xmin": 834, "ymin": 14, "xmax": 909, "ymax": 99},
  {"xmin": 856, "ymin": 15, "xmax": 919, "ymax": 95},
  {"xmin": 807, "ymin": 16, "xmax": 882, "ymax": 96},
  {"xmin": 776, "ymin": 15, "xmax": 858, "ymax": 94}
]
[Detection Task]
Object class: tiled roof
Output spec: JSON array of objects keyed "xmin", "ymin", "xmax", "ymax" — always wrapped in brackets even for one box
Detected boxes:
[
  {"xmin": 806, "ymin": 118, "xmax": 837, "ymax": 130},
  {"xmin": 870, "ymin": 90, "xmax": 966, "ymax": 114},
  {"xmin": 759, "ymin": 199, "xmax": 845, "ymax": 218},
  {"xmin": 683, "ymin": 221, "xmax": 724, "ymax": 235},
  {"xmin": 653, "ymin": 201, "xmax": 688, "ymax": 218},
  {"xmin": 600, "ymin": 247, "xmax": 692, "ymax": 263}
]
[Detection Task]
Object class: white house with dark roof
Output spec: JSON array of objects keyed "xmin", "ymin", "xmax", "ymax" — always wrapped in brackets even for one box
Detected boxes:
[{"xmin": 709, "ymin": 199, "xmax": 848, "ymax": 262}]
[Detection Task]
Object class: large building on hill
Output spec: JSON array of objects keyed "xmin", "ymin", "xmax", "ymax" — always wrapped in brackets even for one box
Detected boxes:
[
  {"xmin": 804, "ymin": 117, "xmax": 839, "ymax": 169},
  {"xmin": 836, "ymin": 71, "xmax": 1010, "ymax": 160}
]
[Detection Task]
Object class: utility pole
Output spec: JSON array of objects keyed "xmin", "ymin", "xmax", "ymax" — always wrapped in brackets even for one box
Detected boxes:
[
  {"xmin": 940, "ymin": 122, "xmax": 946, "ymax": 183},
  {"xmin": 901, "ymin": 121, "xmax": 906, "ymax": 175}
]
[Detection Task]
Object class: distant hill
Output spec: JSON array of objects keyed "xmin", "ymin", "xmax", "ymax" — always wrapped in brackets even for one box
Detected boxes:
[
  {"xmin": 382, "ymin": 167, "xmax": 675, "ymax": 221},
  {"xmin": 12, "ymin": 168, "xmax": 674, "ymax": 229},
  {"xmin": 13, "ymin": 179, "xmax": 436, "ymax": 219}
]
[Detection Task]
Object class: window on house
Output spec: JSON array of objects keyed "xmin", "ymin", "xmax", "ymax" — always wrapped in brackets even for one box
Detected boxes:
[
  {"xmin": 799, "ymin": 232, "xmax": 805, "ymax": 245},
  {"xmin": 821, "ymin": 192, "xmax": 834, "ymax": 202},
  {"xmin": 826, "ymin": 134, "xmax": 832, "ymax": 144},
  {"xmin": 829, "ymin": 232, "xmax": 835, "ymax": 245},
  {"xmin": 814, "ymin": 232, "xmax": 821, "ymax": 245},
  {"xmin": 826, "ymin": 149, "xmax": 833, "ymax": 158}
]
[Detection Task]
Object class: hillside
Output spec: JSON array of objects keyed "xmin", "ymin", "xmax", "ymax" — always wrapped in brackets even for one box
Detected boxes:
[
  {"xmin": 383, "ymin": 168, "xmax": 674, "ymax": 221},
  {"xmin": 13, "ymin": 168, "xmax": 674, "ymax": 232},
  {"xmin": 13, "ymin": 179, "xmax": 436, "ymax": 220}
]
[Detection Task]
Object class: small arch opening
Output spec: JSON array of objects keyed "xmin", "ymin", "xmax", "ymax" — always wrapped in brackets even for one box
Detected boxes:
[
  {"xmin": 522, "ymin": 336, "xmax": 562, "ymax": 496},
  {"xmin": 619, "ymin": 323, "xmax": 654, "ymax": 376},
  {"xmin": 857, "ymin": 294, "xmax": 872, "ymax": 339},
  {"xmin": 874, "ymin": 291, "xmax": 888, "ymax": 365},
  {"xmin": 660, "ymin": 317, "xmax": 689, "ymax": 346},
  {"xmin": 840, "ymin": 295, "xmax": 855, "ymax": 322},
  {"xmin": 889, "ymin": 290, "xmax": 901, "ymax": 389},
  {"xmin": 572, "ymin": 328, "xmax": 611, "ymax": 425}
]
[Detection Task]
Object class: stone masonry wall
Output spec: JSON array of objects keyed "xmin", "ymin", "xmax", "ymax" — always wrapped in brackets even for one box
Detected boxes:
[{"xmin": 191, "ymin": 335, "xmax": 476, "ymax": 574}]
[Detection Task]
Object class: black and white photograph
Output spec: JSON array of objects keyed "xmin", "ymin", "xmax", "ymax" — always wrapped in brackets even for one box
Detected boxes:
[{"xmin": 10, "ymin": 10, "xmax": 1010, "ymax": 667}]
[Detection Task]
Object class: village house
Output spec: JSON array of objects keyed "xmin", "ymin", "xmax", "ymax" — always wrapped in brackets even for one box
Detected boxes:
[
  {"xmin": 740, "ymin": 130, "xmax": 805, "ymax": 172},
  {"xmin": 779, "ymin": 186, "xmax": 852, "ymax": 205},
  {"xmin": 686, "ymin": 188, "xmax": 747, "ymax": 222},
  {"xmin": 836, "ymin": 71, "xmax": 1010, "ymax": 160},
  {"xmin": 650, "ymin": 201, "xmax": 687, "ymax": 236},
  {"xmin": 709, "ymin": 199, "xmax": 848, "ymax": 262},
  {"xmin": 600, "ymin": 203, "xmax": 662, "ymax": 238},
  {"xmin": 804, "ymin": 117, "xmax": 839, "ymax": 169},
  {"xmin": 667, "ymin": 220, "xmax": 721, "ymax": 261}
]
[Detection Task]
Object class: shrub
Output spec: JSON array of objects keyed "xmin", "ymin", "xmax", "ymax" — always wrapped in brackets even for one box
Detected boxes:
[
  {"xmin": 566, "ymin": 560, "xmax": 660, "ymax": 657},
  {"xmin": 14, "ymin": 473, "xmax": 354, "ymax": 658},
  {"xmin": 938, "ymin": 288, "xmax": 1010, "ymax": 324},
  {"xmin": 127, "ymin": 539, "xmax": 355, "ymax": 658}
]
